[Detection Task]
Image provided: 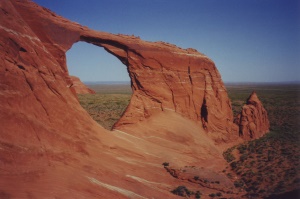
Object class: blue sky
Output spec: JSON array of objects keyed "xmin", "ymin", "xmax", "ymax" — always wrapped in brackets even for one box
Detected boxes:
[{"xmin": 33, "ymin": 0, "xmax": 299, "ymax": 82}]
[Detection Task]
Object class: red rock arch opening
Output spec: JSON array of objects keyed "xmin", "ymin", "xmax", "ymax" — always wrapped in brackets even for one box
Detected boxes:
[
  {"xmin": 66, "ymin": 41, "xmax": 132, "ymax": 130},
  {"xmin": 67, "ymin": 41, "xmax": 130, "ymax": 83}
]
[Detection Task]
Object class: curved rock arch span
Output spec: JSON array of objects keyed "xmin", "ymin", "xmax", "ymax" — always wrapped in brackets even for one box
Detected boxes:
[{"xmin": 5, "ymin": 0, "xmax": 241, "ymax": 141}]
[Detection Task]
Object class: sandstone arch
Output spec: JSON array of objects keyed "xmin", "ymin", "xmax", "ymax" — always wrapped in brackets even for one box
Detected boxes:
[
  {"xmin": 3, "ymin": 0, "xmax": 242, "ymax": 142},
  {"xmin": 0, "ymin": 1, "xmax": 270, "ymax": 198}
]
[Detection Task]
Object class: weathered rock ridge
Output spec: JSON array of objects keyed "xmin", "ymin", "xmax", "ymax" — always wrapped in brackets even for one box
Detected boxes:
[
  {"xmin": 235, "ymin": 92, "xmax": 270, "ymax": 140},
  {"xmin": 0, "ymin": 0, "xmax": 269, "ymax": 198},
  {"xmin": 4, "ymin": 0, "xmax": 239, "ymax": 141},
  {"xmin": 70, "ymin": 75, "xmax": 95, "ymax": 94}
]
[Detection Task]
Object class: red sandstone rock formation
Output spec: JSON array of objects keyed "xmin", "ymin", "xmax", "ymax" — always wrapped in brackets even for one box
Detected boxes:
[
  {"xmin": 235, "ymin": 92, "xmax": 270, "ymax": 139},
  {"xmin": 70, "ymin": 75, "xmax": 95, "ymax": 94},
  {"xmin": 0, "ymin": 0, "xmax": 269, "ymax": 198},
  {"xmin": 3, "ymin": 0, "xmax": 238, "ymax": 142}
]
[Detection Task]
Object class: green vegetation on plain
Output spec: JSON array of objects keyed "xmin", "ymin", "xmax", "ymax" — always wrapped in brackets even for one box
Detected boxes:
[
  {"xmin": 78, "ymin": 84, "xmax": 131, "ymax": 130},
  {"xmin": 224, "ymin": 83, "xmax": 300, "ymax": 198}
]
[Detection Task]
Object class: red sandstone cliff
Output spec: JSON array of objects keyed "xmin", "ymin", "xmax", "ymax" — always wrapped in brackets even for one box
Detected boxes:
[
  {"xmin": 0, "ymin": 0, "xmax": 268, "ymax": 198},
  {"xmin": 235, "ymin": 92, "xmax": 270, "ymax": 140},
  {"xmin": 70, "ymin": 75, "xmax": 95, "ymax": 94},
  {"xmin": 4, "ymin": 0, "xmax": 238, "ymax": 142}
]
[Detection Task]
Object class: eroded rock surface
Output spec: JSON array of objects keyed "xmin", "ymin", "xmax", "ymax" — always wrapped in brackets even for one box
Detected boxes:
[
  {"xmin": 70, "ymin": 75, "xmax": 95, "ymax": 94},
  {"xmin": 0, "ymin": 0, "xmax": 269, "ymax": 198},
  {"xmin": 235, "ymin": 92, "xmax": 270, "ymax": 139},
  {"xmin": 3, "ymin": 0, "xmax": 240, "ymax": 142}
]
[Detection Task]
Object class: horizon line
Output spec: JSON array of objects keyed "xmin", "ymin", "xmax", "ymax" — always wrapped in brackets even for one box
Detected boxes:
[{"xmin": 83, "ymin": 80, "xmax": 300, "ymax": 85}]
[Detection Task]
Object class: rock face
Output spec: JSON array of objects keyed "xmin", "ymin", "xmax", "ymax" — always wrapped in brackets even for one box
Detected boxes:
[
  {"xmin": 0, "ymin": 0, "xmax": 269, "ymax": 198},
  {"xmin": 70, "ymin": 75, "xmax": 95, "ymax": 94},
  {"xmin": 235, "ymin": 92, "xmax": 270, "ymax": 139},
  {"xmin": 2, "ymin": 0, "xmax": 238, "ymax": 142}
]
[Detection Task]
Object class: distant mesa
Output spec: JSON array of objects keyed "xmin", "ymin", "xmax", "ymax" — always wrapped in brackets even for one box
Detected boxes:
[{"xmin": 70, "ymin": 76, "xmax": 96, "ymax": 94}]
